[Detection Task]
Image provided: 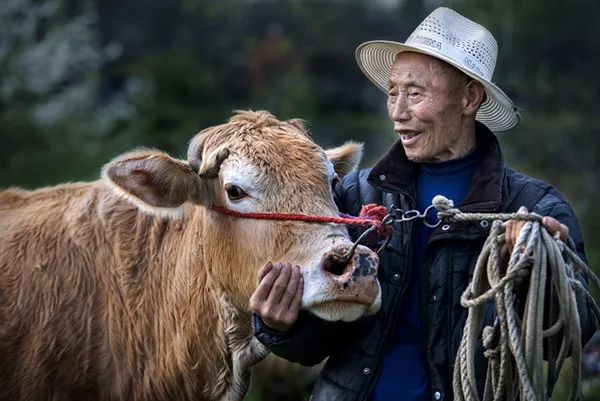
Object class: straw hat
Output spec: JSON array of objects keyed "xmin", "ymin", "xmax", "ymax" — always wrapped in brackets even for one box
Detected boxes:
[{"xmin": 355, "ymin": 7, "xmax": 520, "ymax": 132}]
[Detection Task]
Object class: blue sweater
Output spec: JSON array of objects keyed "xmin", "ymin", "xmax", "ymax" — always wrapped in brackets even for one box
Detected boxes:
[{"xmin": 371, "ymin": 147, "xmax": 481, "ymax": 401}]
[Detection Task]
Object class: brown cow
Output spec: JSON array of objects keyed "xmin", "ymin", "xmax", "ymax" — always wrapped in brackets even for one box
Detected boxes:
[{"xmin": 0, "ymin": 111, "xmax": 381, "ymax": 401}]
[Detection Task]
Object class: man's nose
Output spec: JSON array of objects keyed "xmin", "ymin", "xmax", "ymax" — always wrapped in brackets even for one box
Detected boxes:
[{"xmin": 390, "ymin": 93, "xmax": 411, "ymax": 122}]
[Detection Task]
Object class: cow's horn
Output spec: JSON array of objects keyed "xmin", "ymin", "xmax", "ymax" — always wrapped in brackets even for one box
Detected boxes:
[
  {"xmin": 198, "ymin": 148, "xmax": 230, "ymax": 179},
  {"xmin": 188, "ymin": 133, "xmax": 204, "ymax": 173}
]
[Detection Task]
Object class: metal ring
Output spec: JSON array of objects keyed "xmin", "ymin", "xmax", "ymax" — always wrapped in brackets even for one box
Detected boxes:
[
  {"xmin": 382, "ymin": 214, "xmax": 396, "ymax": 226},
  {"xmin": 423, "ymin": 205, "xmax": 442, "ymax": 228},
  {"xmin": 388, "ymin": 208, "xmax": 404, "ymax": 219},
  {"xmin": 339, "ymin": 225, "xmax": 378, "ymax": 263},
  {"xmin": 402, "ymin": 210, "xmax": 420, "ymax": 220},
  {"xmin": 424, "ymin": 219, "xmax": 442, "ymax": 228}
]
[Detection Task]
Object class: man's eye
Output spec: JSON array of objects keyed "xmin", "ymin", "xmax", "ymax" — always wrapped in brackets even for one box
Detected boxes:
[
  {"xmin": 225, "ymin": 184, "xmax": 248, "ymax": 201},
  {"xmin": 408, "ymin": 91, "xmax": 421, "ymax": 97}
]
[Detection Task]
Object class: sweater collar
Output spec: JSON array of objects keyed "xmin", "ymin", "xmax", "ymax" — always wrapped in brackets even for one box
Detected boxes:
[
  {"xmin": 419, "ymin": 143, "xmax": 482, "ymax": 176},
  {"xmin": 367, "ymin": 122, "xmax": 504, "ymax": 212}
]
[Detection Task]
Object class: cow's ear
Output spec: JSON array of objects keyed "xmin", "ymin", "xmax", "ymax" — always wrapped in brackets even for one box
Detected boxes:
[
  {"xmin": 325, "ymin": 142, "xmax": 363, "ymax": 178},
  {"xmin": 102, "ymin": 149, "xmax": 210, "ymax": 218}
]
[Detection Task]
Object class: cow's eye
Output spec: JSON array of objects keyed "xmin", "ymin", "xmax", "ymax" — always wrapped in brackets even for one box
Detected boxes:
[{"xmin": 225, "ymin": 184, "xmax": 248, "ymax": 201}]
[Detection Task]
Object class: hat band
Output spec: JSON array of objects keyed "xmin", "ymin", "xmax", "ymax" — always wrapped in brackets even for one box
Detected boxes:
[{"xmin": 405, "ymin": 35, "xmax": 492, "ymax": 81}]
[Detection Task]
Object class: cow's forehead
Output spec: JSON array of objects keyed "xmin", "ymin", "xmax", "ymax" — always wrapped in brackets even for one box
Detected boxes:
[
  {"xmin": 227, "ymin": 131, "xmax": 329, "ymax": 190},
  {"xmin": 199, "ymin": 112, "xmax": 330, "ymax": 182}
]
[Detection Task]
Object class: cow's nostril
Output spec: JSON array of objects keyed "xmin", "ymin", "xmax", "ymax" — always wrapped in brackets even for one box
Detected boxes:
[{"xmin": 323, "ymin": 252, "xmax": 351, "ymax": 276}]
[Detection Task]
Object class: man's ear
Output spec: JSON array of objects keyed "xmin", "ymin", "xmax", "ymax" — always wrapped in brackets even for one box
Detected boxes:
[
  {"xmin": 102, "ymin": 149, "xmax": 211, "ymax": 218},
  {"xmin": 325, "ymin": 142, "xmax": 363, "ymax": 178},
  {"xmin": 463, "ymin": 80, "xmax": 486, "ymax": 116}
]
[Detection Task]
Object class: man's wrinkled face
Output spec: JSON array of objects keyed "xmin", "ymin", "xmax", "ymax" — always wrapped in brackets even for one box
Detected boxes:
[{"xmin": 387, "ymin": 52, "xmax": 474, "ymax": 163}]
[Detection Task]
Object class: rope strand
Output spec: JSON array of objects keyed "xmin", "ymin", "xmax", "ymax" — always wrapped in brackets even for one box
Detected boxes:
[{"xmin": 210, "ymin": 203, "xmax": 388, "ymax": 233}]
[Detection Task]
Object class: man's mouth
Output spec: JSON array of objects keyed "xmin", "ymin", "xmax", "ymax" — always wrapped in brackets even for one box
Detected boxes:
[{"xmin": 398, "ymin": 131, "xmax": 422, "ymax": 145}]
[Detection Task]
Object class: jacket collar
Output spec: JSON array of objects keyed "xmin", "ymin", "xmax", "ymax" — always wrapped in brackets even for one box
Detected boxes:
[{"xmin": 367, "ymin": 122, "xmax": 504, "ymax": 212}]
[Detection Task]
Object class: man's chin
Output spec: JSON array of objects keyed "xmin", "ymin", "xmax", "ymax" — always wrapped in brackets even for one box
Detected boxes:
[{"xmin": 405, "ymin": 150, "xmax": 427, "ymax": 163}]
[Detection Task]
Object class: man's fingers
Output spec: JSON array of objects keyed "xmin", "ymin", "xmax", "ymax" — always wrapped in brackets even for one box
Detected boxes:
[
  {"xmin": 249, "ymin": 263, "xmax": 281, "ymax": 310},
  {"xmin": 512, "ymin": 221, "xmax": 522, "ymax": 249},
  {"xmin": 288, "ymin": 273, "xmax": 304, "ymax": 317},
  {"xmin": 266, "ymin": 262, "xmax": 293, "ymax": 306},
  {"xmin": 506, "ymin": 220, "xmax": 517, "ymax": 251},
  {"xmin": 542, "ymin": 216, "xmax": 569, "ymax": 241},
  {"xmin": 250, "ymin": 262, "xmax": 302, "ymax": 332},
  {"xmin": 504, "ymin": 207, "xmax": 569, "ymax": 249},
  {"xmin": 505, "ymin": 220, "xmax": 513, "ymax": 250},
  {"xmin": 542, "ymin": 216, "xmax": 561, "ymax": 235},
  {"xmin": 505, "ymin": 206, "xmax": 528, "ymax": 252},
  {"xmin": 256, "ymin": 263, "xmax": 301, "ymax": 332},
  {"xmin": 257, "ymin": 261, "xmax": 274, "ymax": 283},
  {"xmin": 560, "ymin": 223, "xmax": 569, "ymax": 241},
  {"xmin": 279, "ymin": 265, "xmax": 302, "ymax": 309}
]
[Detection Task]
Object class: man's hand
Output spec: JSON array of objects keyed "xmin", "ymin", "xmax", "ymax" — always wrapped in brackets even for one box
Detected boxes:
[
  {"xmin": 505, "ymin": 206, "xmax": 569, "ymax": 252},
  {"xmin": 249, "ymin": 262, "xmax": 304, "ymax": 332}
]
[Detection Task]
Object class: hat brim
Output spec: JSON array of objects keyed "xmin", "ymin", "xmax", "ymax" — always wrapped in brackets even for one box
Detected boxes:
[{"xmin": 355, "ymin": 40, "xmax": 520, "ymax": 132}]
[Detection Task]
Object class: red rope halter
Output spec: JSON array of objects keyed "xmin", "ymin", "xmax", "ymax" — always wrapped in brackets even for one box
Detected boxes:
[{"xmin": 210, "ymin": 203, "xmax": 389, "ymax": 234}]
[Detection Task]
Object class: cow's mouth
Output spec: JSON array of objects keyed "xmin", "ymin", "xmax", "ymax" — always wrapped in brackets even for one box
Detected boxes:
[
  {"xmin": 306, "ymin": 293, "xmax": 375, "ymax": 307},
  {"xmin": 307, "ymin": 300, "xmax": 370, "ymax": 322},
  {"xmin": 304, "ymin": 287, "xmax": 381, "ymax": 322}
]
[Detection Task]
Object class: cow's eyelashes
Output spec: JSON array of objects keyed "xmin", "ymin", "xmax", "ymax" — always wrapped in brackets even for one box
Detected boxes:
[{"xmin": 224, "ymin": 184, "xmax": 248, "ymax": 201}]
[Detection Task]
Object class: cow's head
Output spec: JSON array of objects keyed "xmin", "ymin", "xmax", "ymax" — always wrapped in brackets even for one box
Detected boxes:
[{"xmin": 103, "ymin": 111, "xmax": 381, "ymax": 322}]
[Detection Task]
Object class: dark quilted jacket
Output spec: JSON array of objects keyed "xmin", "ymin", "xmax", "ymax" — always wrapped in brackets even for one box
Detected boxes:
[{"xmin": 253, "ymin": 123, "xmax": 595, "ymax": 401}]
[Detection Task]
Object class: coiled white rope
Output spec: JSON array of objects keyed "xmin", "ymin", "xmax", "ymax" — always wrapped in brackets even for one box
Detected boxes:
[{"xmin": 431, "ymin": 196, "xmax": 600, "ymax": 401}]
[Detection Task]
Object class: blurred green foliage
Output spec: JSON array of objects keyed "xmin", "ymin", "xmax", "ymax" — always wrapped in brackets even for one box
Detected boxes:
[
  {"xmin": 1, "ymin": 0, "xmax": 598, "ymax": 269},
  {"xmin": 1, "ymin": 0, "xmax": 599, "ymax": 398}
]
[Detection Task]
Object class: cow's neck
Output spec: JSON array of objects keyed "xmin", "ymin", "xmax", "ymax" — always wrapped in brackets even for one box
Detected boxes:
[{"xmin": 99, "ymin": 195, "xmax": 266, "ymax": 400}]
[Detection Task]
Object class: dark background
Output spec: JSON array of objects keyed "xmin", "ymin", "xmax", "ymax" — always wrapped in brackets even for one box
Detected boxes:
[{"xmin": 1, "ymin": 0, "xmax": 599, "ymax": 398}]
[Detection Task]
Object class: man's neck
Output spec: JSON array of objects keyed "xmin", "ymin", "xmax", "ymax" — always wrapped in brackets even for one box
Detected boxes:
[{"xmin": 432, "ymin": 122, "xmax": 477, "ymax": 162}]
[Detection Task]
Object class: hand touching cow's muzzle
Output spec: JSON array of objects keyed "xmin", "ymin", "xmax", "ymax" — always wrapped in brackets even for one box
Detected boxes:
[
  {"xmin": 250, "ymin": 262, "xmax": 304, "ymax": 332},
  {"xmin": 250, "ymin": 244, "xmax": 381, "ymax": 331}
]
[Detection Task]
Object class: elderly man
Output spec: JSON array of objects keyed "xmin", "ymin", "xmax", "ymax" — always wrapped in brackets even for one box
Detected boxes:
[{"xmin": 250, "ymin": 7, "xmax": 594, "ymax": 401}]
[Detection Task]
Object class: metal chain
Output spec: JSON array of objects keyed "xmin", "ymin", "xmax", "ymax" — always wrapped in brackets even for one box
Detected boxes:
[
  {"xmin": 341, "ymin": 204, "xmax": 441, "ymax": 262},
  {"xmin": 344, "ymin": 194, "xmax": 544, "ymax": 262},
  {"xmin": 383, "ymin": 204, "xmax": 442, "ymax": 228}
]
